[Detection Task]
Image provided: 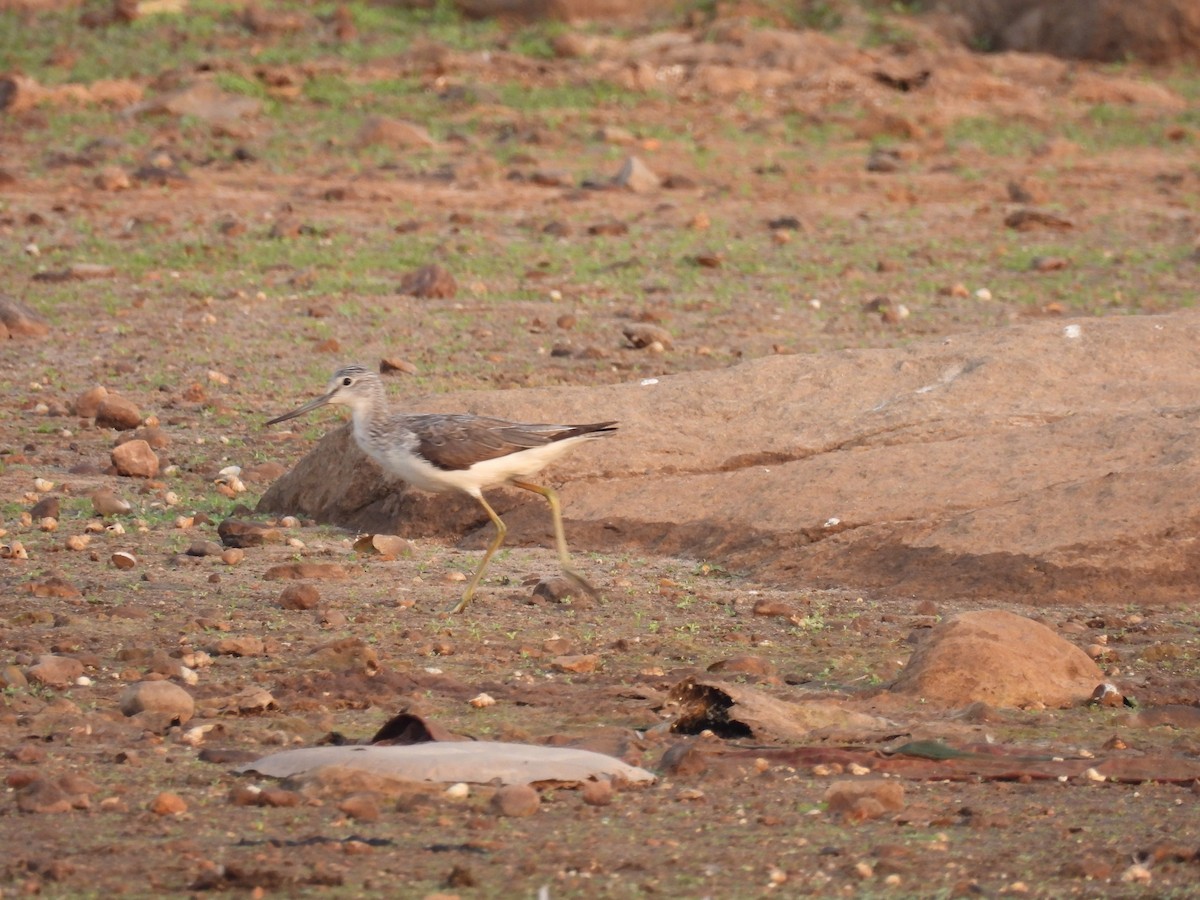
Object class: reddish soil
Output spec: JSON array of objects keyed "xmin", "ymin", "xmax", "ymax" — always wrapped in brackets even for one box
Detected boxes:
[{"xmin": 2, "ymin": 6, "xmax": 1199, "ymax": 897}]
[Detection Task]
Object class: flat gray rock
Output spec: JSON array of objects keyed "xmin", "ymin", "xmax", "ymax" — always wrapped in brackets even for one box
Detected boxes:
[{"xmin": 236, "ymin": 742, "xmax": 656, "ymax": 786}]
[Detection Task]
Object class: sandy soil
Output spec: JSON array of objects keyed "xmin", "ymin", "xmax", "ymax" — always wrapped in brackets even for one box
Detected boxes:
[{"xmin": 2, "ymin": 4, "xmax": 1199, "ymax": 897}]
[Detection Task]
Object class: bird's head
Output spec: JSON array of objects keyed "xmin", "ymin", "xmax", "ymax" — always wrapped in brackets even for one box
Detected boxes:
[{"xmin": 264, "ymin": 363, "xmax": 381, "ymax": 426}]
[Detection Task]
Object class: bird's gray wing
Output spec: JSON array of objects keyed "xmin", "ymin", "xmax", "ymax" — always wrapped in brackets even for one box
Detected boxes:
[{"xmin": 405, "ymin": 414, "xmax": 563, "ymax": 471}]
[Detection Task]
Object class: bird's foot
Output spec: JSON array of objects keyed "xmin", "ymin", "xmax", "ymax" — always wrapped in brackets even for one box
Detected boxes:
[
  {"xmin": 561, "ymin": 566, "xmax": 600, "ymax": 600},
  {"xmin": 448, "ymin": 592, "xmax": 474, "ymax": 615}
]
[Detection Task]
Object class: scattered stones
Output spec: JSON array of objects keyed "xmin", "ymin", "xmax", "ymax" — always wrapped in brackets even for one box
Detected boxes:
[
  {"xmin": 490, "ymin": 784, "xmax": 540, "ymax": 818},
  {"xmin": 95, "ymin": 394, "xmax": 142, "ymax": 430},
  {"xmin": 74, "ymin": 386, "xmax": 108, "ymax": 418},
  {"xmin": 356, "ymin": 116, "xmax": 436, "ymax": 149},
  {"xmin": 278, "ymin": 583, "xmax": 321, "ymax": 610},
  {"xmin": 532, "ymin": 575, "xmax": 580, "ymax": 603},
  {"xmin": 217, "ymin": 518, "xmax": 284, "ymax": 547},
  {"xmin": 1061, "ymin": 856, "xmax": 1115, "ymax": 881},
  {"xmin": 241, "ymin": 461, "xmax": 287, "ymax": 484},
  {"xmin": 264, "ymin": 563, "xmax": 348, "ymax": 581},
  {"xmin": 133, "ymin": 425, "xmax": 171, "ymax": 450},
  {"xmin": 338, "ymin": 793, "xmax": 382, "ymax": 822},
  {"xmin": 16, "ymin": 778, "xmax": 74, "ymax": 814},
  {"xmin": 890, "ymin": 609, "xmax": 1104, "ymax": 709},
  {"xmin": 1031, "ymin": 255, "xmax": 1070, "ymax": 272},
  {"xmin": 119, "ymin": 681, "xmax": 195, "ymax": 723},
  {"xmin": 1088, "ymin": 682, "xmax": 1126, "ymax": 708},
  {"xmin": 1127, "ymin": 705, "xmax": 1200, "ymax": 729},
  {"xmin": 30, "ymin": 495, "xmax": 59, "ymax": 519},
  {"xmin": 231, "ymin": 785, "xmax": 302, "ymax": 808},
  {"xmin": 149, "ymin": 792, "xmax": 188, "ymax": 816},
  {"xmin": 399, "ymin": 263, "xmax": 457, "ymax": 299},
  {"xmin": 353, "ymin": 533, "xmax": 415, "ymax": 559},
  {"xmin": 596, "ymin": 124, "xmax": 635, "ymax": 144},
  {"xmin": 305, "ymin": 636, "xmax": 378, "ymax": 671},
  {"xmin": 111, "ymin": 439, "xmax": 159, "ymax": 478},
  {"xmin": 866, "ymin": 147, "xmax": 904, "ymax": 173},
  {"xmin": 380, "ymin": 357, "xmax": 419, "ymax": 375},
  {"xmin": 706, "ymin": 655, "xmax": 776, "ymax": 679},
  {"xmin": 26, "ymin": 654, "xmax": 84, "ymax": 687},
  {"xmin": 33, "ymin": 262, "xmax": 116, "ymax": 282},
  {"xmin": 581, "ymin": 778, "xmax": 614, "ymax": 806},
  {"xmin": 550, "ymin": 654, "xmax": 601, "ymax": 674},
  {"xmin": 128, "ymin": 79, "xmax": 259, "ymax": 124},
  {"xmin": 212, "ymin": 636, "xmax": 266, "ymax": 657},
  {"xmin": 212, "ymin": 686, "xmax": 278, "ymax": 715},
  {"xmin": 1, "ymin": 541, "xmax": 28, "ymax": 560},
  {"xmin": 186, "ymin": 540, "xmax": 225, "ymax": 557},
  {"xmin": 613, "ymin": 155, "xmax": 660, "ymax": 192},
  {"xmin": 622, "ymin": 323, "xmax": 673, "ymax": 350},
  {"xmin": 751, "ymin": 598, "xmax": 800, "ymax": 620},
  {"xmin": 26, "ymin": 575, "xmax": 81, "ymax": 598},
  {"xmin": 111, "ymin": 551, "xmax": 137, "ymax": 570},
  {"xmin": 824, "ymin": 780, "xmax": 905, "ymax": 821},
  {"xmin": 1004, "ymin": 208, "xmax": 1074, "ymax": 231},
  {"xmin": 94, "ymin": 166, "xmax": 131, "ymax": 191},
  {"xmin": 0, "ymin": 296, "xmax": 51, "ymax": 338},
  {"xmin": 587, "ymin": 219, "xmax": 628, "ymax": 236}
]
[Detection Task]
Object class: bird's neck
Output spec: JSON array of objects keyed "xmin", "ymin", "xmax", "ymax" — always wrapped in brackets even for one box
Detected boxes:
[{"xmin": 345, "ymin": 383, "xmax": 390, "ymax": 431}]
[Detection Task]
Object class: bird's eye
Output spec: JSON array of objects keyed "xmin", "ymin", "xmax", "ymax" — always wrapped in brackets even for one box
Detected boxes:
[{"xmin": 342, "ymin": 377, "xmax": 353, "ymax": 386}]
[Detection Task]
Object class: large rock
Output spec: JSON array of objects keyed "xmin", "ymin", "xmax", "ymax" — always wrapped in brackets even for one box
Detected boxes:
[
  {"xmin": 938, "ymin": 0, "xmax": 1200, "ymax": 64},
  {"xmin": 259, "ymin": 313, "xmax": 1200, "ymax": 605},
  {"xmin": 890, "ymin": 610, "xmax": 1103, "ymax": 709}
]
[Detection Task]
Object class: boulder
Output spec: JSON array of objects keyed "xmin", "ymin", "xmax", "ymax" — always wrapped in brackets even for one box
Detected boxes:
[
  {"xmin": 890, "ymin": 610, "xmax": 1103, "ymax": 708},
  {"xmin": 938, "ymin": 0, "xmax": 1200, "ymax": 64},
  {"xmin": 259, "ymin": 313, "xmax": 1200, "ymax": 605}
]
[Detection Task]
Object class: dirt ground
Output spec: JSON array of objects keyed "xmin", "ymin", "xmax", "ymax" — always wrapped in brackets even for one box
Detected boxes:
[{"xmin": 2, "ymin": 2, "xmax": 1200, "ymax": 897}]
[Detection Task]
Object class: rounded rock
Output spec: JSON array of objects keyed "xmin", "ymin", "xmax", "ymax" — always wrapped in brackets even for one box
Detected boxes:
[
  {"xmin": 112, "ymin": 551, "xmax": 137, "ymax": 570},
  {"xmin": 278, "ymin": 583, "xmax": 320, "ymax": 610},
  {"xmin": 149, "ymin": 792, "xmax": 188, "ymax": 816},
  {"xmin": 119, "ymin": 681, "xmax": 195, "ymax": 724},
  {"xmin": 490, "ymin": 784, "xmax": 540, "ymax": 818},
  {"xmin": 74, "ymin": 385, "xmax": 108, "ymax": 418},
  {"xmin": 91, "ymin": 489, "xmax": 132, "ymax": 517},
  {"xmin": 95, "ymin": 394, "xmax": 142, "ymax": 430},
  {"xmin": 111, "ymin": 440, "xmax": 159, "ymax": 478},
  {"xmin": 581, "ymin": 779, "xmax": 614, "ymax": 807}
]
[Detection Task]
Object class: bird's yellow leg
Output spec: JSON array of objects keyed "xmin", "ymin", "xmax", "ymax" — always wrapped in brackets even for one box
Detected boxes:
[
  {"xmin": 450, "ymin": 495, "xmax": 506, "ymax": 615},
  {"xmin": 511, "ymin": 480, "xmax": 598, "ymax": 598}
]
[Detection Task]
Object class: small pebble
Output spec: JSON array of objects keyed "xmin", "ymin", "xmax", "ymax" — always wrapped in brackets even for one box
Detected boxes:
[
  {"xmin": 112, "ymin": 551, "xmax": 137, "ymax": 570},
  {"xmin": 581, "ymin": 779, "xmax": 614, "ymax": 807},
  {"xmin": 149, "ymin": 792, "xmax": 188, "ymax": 816},
  {"xmin": 490, "ymin": 784, "xmax": 540, "ymax": 818}
]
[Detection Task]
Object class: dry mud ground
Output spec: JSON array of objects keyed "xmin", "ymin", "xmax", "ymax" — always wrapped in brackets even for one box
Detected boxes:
[{"xmin": 1, "ymin": 4, "xmax": 1200, "ymax": 897}]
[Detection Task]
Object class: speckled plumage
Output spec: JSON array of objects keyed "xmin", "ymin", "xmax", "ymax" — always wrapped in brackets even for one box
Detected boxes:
[{"xmin": 266, "ymin": 363, "xmax": 616, "ymax": 613}]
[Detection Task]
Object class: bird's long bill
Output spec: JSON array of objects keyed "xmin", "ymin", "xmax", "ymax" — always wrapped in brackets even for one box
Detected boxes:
[{"xmin": 263, "ymin": 391, "xmax": 335, "ymax": 426}]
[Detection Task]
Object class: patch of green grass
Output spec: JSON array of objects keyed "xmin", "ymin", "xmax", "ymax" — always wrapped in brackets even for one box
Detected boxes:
[
  {"xmin": 947, "ymin": 116, "xmax": 1045, "ymax": 157},
  {"xmin": 493, "ymin": 81, "xmax": 642, "ymax": 113},
  {"xmin": 1061, "ymin": 103, "xmax": 1184, "ymax": 152},
  {"xmin": 213, "ymin": 72, "xmax": 273, "ymax": 103},
  {"xmin": 508, "ymin": 21, "xmax": 568, "ymax": 59}
]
